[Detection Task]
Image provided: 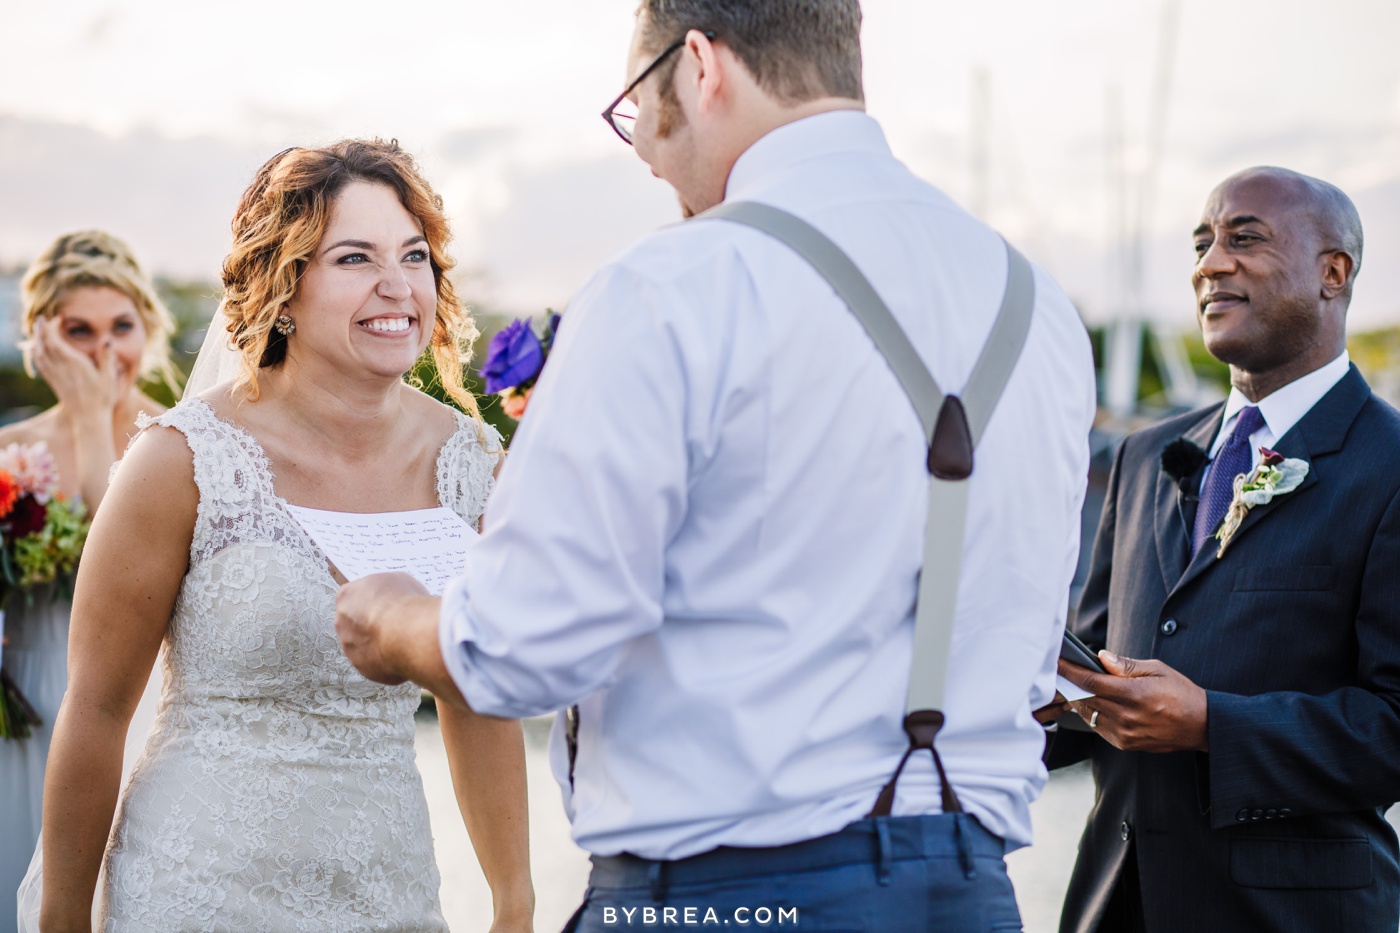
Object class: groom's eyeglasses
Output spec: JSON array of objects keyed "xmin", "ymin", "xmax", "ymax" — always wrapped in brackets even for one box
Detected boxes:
[{"xmin": 601, "ymin": 31, "xmax": 716, "ymax": 145}]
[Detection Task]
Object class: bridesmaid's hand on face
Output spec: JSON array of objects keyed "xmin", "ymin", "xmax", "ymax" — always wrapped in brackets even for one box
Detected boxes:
[{"xmin": 30, "ymin": 317, "xmax": 122, "ymax": 423}]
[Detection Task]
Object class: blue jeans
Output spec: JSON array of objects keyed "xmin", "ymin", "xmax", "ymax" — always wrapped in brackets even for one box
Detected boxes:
[{"xmin": 562, "ymin": 813, "xmax": 1023, "ymax": 932}]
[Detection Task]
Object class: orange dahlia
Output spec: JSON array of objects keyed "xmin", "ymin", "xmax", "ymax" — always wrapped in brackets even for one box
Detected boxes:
[{"xmin": 0, "ymin": 468, "xmax": 17, "ymax": 519}]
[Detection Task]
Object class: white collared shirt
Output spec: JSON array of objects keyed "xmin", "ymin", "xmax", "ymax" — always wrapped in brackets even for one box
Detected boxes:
[
  {"xmin": 1210, "ymin": 352, "xmax": 1351, "ymax": 465},
  {"xmin": 440, "ymin": 111, "xmax": 1096, "ymax": 859}
]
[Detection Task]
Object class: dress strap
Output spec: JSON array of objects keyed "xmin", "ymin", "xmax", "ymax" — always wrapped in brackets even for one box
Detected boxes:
[
  {"xmin": 129, "ymin": 399, "xmax": 277, "ymax": 565},
  {"xmin": 434, "ymin": 412, "xmax": 502, "ymax": 527}
]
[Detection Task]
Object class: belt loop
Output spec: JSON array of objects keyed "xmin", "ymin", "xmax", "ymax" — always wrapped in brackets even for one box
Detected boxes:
[
  {"xmin": 954, "ymin": 813, "xmax": 977, "ymax": 880},
  {"xmin": 648, "ymin": 860, "xmax": 667, "ymax": 901},
  {"xmin": 874, "ymin": 816, "xmax": 893, "ymax": 887}
]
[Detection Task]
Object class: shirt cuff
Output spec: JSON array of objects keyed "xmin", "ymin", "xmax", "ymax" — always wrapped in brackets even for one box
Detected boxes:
[{"xmin": 437, "ymin": 575, "xmax": 519, "ymax": 718}]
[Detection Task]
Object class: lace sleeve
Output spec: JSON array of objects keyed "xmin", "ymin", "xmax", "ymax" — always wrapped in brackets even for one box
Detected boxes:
[
  {"xmin": 120, "ymin": 399, "xmax": 271, "ymax": 565},
  {"xmin": 436, "ymin": 414, "xmax": 502, "ymax": 527},
  {"xmin": 120, "ymin": 403, "xmax": 212, "ymax": 564},
  {"xmin": 108, "ymin": 405, "xmax": 167, "ymax": 487}
]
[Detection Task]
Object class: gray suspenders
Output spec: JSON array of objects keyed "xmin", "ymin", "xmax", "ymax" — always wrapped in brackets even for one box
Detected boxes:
[{"xmin": 698, "ymin": 201, "xmax": 1035, "ymax": 816}]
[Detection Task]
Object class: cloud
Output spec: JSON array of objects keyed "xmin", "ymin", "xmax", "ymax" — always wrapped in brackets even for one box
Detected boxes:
[
  {"xmin": 0, "ymin": 113, "xmax": 678, "ymax": 316},
  {"xmin": 1, "ymin": 111, "xmax": 1396, "ymax": 335},
  {"xmin": 450, "ymin": 152, "xmax": 680, "ymax": 311},
  {"xmin": 0, "ymin": 114, "xmax": 268, "ymax": 280},
  {"xmin": 439, "ymin": 126, "xmax": 521, "ymax": 164},
  {"xmin": 83, "ymin": 8, "xmax": 120, "ymax": 47}
]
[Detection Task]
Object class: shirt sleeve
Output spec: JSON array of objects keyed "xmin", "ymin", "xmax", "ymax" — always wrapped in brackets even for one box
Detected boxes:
[{"xmin": 439, "ymin": 262, "xmax": 691, "ymax": 718}]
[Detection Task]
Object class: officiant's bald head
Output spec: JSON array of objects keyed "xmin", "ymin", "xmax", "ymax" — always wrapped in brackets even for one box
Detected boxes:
[
  {"xmin": 1195, "ymin": 167, "xmax": 1363, "ymax": 299},
  {"xmin": 1193, "ymin": 166, "xmax": 1363, "ymax": 399}
]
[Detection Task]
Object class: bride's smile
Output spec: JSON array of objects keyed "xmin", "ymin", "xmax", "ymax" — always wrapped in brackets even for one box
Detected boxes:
[{"xmin": 360, "ymin": 314, "xmax": 414, "ymax": 334}]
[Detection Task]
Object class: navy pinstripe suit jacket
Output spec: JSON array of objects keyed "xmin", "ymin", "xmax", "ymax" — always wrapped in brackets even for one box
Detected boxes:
[{"xmin": 1050, "ymin": 365, "xmax": 1400, "ymax": 933}]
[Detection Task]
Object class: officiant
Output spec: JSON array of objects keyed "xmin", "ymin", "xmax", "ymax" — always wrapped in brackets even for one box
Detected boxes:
[
  {"xmin": 1045, "ymin": 167, "xmax": 1400, "ymax": 933},
  {"xmin": 337, "ymin": 0, "xmax": 1095, "ymax": 927}
]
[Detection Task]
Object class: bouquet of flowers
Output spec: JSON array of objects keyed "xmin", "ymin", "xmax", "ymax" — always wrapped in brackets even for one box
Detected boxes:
[
  {"xmin": 479, "ymin": 312, "xmax": 562, "ymax": 420},
  {"xmin": 0, "ymin": 442, "xmax": 90, "ymax": 740}
]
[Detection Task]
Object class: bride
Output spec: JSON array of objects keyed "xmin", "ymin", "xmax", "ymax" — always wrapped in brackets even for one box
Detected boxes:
[{"xmin": 37, "ymin": 140, "xmax": 534, "ymax": 932}]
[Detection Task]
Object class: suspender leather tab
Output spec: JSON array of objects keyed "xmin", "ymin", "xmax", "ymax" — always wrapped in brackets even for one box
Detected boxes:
[
  {"xmin": 866, "ymin": 710, "xmax": 963, "ymax": 818},
  {"xmin": 928, "ymin": 395, "xmax": 974, "ymax": 480}
]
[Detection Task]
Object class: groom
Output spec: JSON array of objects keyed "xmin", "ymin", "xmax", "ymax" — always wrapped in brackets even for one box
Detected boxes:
[{"xmin": 337, "ymin": 1, "xmax": 1095, "ymax": 927}]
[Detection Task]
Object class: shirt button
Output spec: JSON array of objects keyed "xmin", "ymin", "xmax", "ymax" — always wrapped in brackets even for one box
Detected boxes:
[
  {"xmin": 1251, "ymin": 809, "xmax": 1264, "ymax": 821},
  {"xmin": 1279, "ymin": 808, "xmax": 1292, "ymax": 819},
  {"xmin": 1120, "ymin": 821, "xmax": 1132, "ymax": 841},
  {"xmin": 1236, "ymin": 808, "xmax": 1250, "ymax": 822},
  {"xmin": 1265, "ymin": 809, "xmax": 1277, "ymax": 820},
  {"xmin": 1160, "ymin": 619, "xmax": 1179, "ymax": 636}
]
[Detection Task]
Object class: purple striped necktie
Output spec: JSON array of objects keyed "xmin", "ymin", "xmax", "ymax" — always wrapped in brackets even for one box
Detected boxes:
[{"xmin": 1192, "ymin": 405, "xmax": 1264, "ymax": 556}]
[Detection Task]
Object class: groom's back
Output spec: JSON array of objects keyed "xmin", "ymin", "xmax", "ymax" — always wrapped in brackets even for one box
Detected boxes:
[
  {"xmin": 456, "ymin": 109, "xmax": 1095, "ymax": 862},
  {"xmin": 616, "ymin": 111, "xmax": 1094, "ymax": 855}
]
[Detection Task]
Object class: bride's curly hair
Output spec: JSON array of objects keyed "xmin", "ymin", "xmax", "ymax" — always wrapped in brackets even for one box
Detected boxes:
[{"xmin": 219, "ymin": 139, "xmax": 484, "ymax": 425}]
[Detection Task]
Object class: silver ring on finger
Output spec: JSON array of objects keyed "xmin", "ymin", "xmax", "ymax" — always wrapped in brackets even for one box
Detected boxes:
[{"xmin": 1088, "ymin": 709, "xmax": 1100, "ymax": 729}]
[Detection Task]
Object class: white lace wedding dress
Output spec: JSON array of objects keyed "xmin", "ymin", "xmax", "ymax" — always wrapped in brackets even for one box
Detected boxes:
[{"xmin": 97, "ymin": 397, "xmax": 500, "ymax": 932}]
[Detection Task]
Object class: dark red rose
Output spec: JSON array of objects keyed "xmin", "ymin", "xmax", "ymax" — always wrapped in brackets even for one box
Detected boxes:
[
  {"xmin": 1259, "ymin": 447, "xmax": 1285, "ymax": 467},
  {"xmin": 7, "ymin": 495, "xmax": 47, "ymax": 538}
]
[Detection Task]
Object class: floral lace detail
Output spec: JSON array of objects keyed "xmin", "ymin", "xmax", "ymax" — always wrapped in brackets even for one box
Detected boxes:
[
  {"xmin": 437, "ymin": 416, "xmax": 502, "ymax": 527},
  {"xmin": 101, "ymin": 398, "xmax": 495, "ymax": 932}
]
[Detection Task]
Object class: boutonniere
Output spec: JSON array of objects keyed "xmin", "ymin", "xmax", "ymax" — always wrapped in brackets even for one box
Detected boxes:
[
  {"xmin": 1215, "ymin": 447, "xmax": 1310, "ymax": 557},
  {"xmin": 1161, "ymin": 437, "xmax": 1209, "ymax": 490}
]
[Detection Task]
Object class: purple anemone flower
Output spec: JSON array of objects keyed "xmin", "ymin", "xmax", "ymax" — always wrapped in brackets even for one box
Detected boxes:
[{"xmin": 480, "ymin": 319, "xmax": 545, "ymax": 394}]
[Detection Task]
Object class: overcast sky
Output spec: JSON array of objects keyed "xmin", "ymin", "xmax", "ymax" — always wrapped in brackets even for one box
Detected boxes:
[{"xmin": 4, "ymin": 0, "xmax": 1400, "ymax": 328}]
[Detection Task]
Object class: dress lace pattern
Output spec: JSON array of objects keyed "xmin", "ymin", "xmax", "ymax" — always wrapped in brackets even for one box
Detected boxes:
[{"xmin": 100, "ymin": 398, "xmax": 501, "ymax": 932}]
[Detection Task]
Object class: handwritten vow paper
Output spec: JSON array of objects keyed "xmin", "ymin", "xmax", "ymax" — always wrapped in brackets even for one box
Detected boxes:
[
  {"xmin": 286, "ymin": 506, "xmax": 476, "ymax": 596},
  {"xmin": 1056, "ymin": 674, "xmax": 1094, "ymax": 702}
]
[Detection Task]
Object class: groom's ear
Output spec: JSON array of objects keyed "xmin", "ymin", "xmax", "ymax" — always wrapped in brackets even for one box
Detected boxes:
[{"xmin": 686, "ymin": 30, "xmax": 727, "ymax": 116}]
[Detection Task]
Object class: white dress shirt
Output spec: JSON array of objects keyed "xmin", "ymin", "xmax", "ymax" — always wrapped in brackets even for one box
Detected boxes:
[
  {"xmin": 1208, "ymin": 352, "xmax": 1351, "ymax": 467},
  {"xmin": 440, "ymin": 111, "xmax": 1096, "ymax": 859}
]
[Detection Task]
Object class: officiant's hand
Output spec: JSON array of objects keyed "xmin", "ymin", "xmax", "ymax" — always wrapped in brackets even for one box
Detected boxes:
[
  {"xmin": 335, "ymin": 572, "xmax": 430, "ymax": 685},
  {"xmin": 1059, "ymin": 653, "xmax": 1209, "ymax": 753}
]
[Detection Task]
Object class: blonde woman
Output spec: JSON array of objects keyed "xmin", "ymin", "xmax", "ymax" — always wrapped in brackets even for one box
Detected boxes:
[
  {"xmin": 0, "ymin": 230, "xmax": 176, "ymax": 926},
  {"xmin": 39, "ymin": 141, "xmax": 533, "ymax": 932}
]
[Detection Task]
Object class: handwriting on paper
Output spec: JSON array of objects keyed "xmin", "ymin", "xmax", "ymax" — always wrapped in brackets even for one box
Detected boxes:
[{"xmin": 286, "ymin": 505, "xmax": 477, "ymax": 596}]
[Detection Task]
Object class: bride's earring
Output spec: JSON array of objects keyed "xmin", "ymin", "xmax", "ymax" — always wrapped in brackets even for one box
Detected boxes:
[{"xmin": 273, "ymin": 314, "xmax": 296, "ymax": 336}]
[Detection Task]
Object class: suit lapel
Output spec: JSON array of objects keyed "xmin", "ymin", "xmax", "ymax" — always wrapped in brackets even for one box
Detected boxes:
[
  {"xmin": 1153, "ymin": 408, "xmax": 1222, "ymax": 593},
  {"xmin": 1167, "ymin": 366, "xmax": 1370, "ymax": 601}
]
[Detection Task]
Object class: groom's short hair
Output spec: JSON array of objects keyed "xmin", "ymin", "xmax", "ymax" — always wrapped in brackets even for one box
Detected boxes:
[{"xmin": 638, "ymin": 0, "xmax": 864, "ymax": 104}]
